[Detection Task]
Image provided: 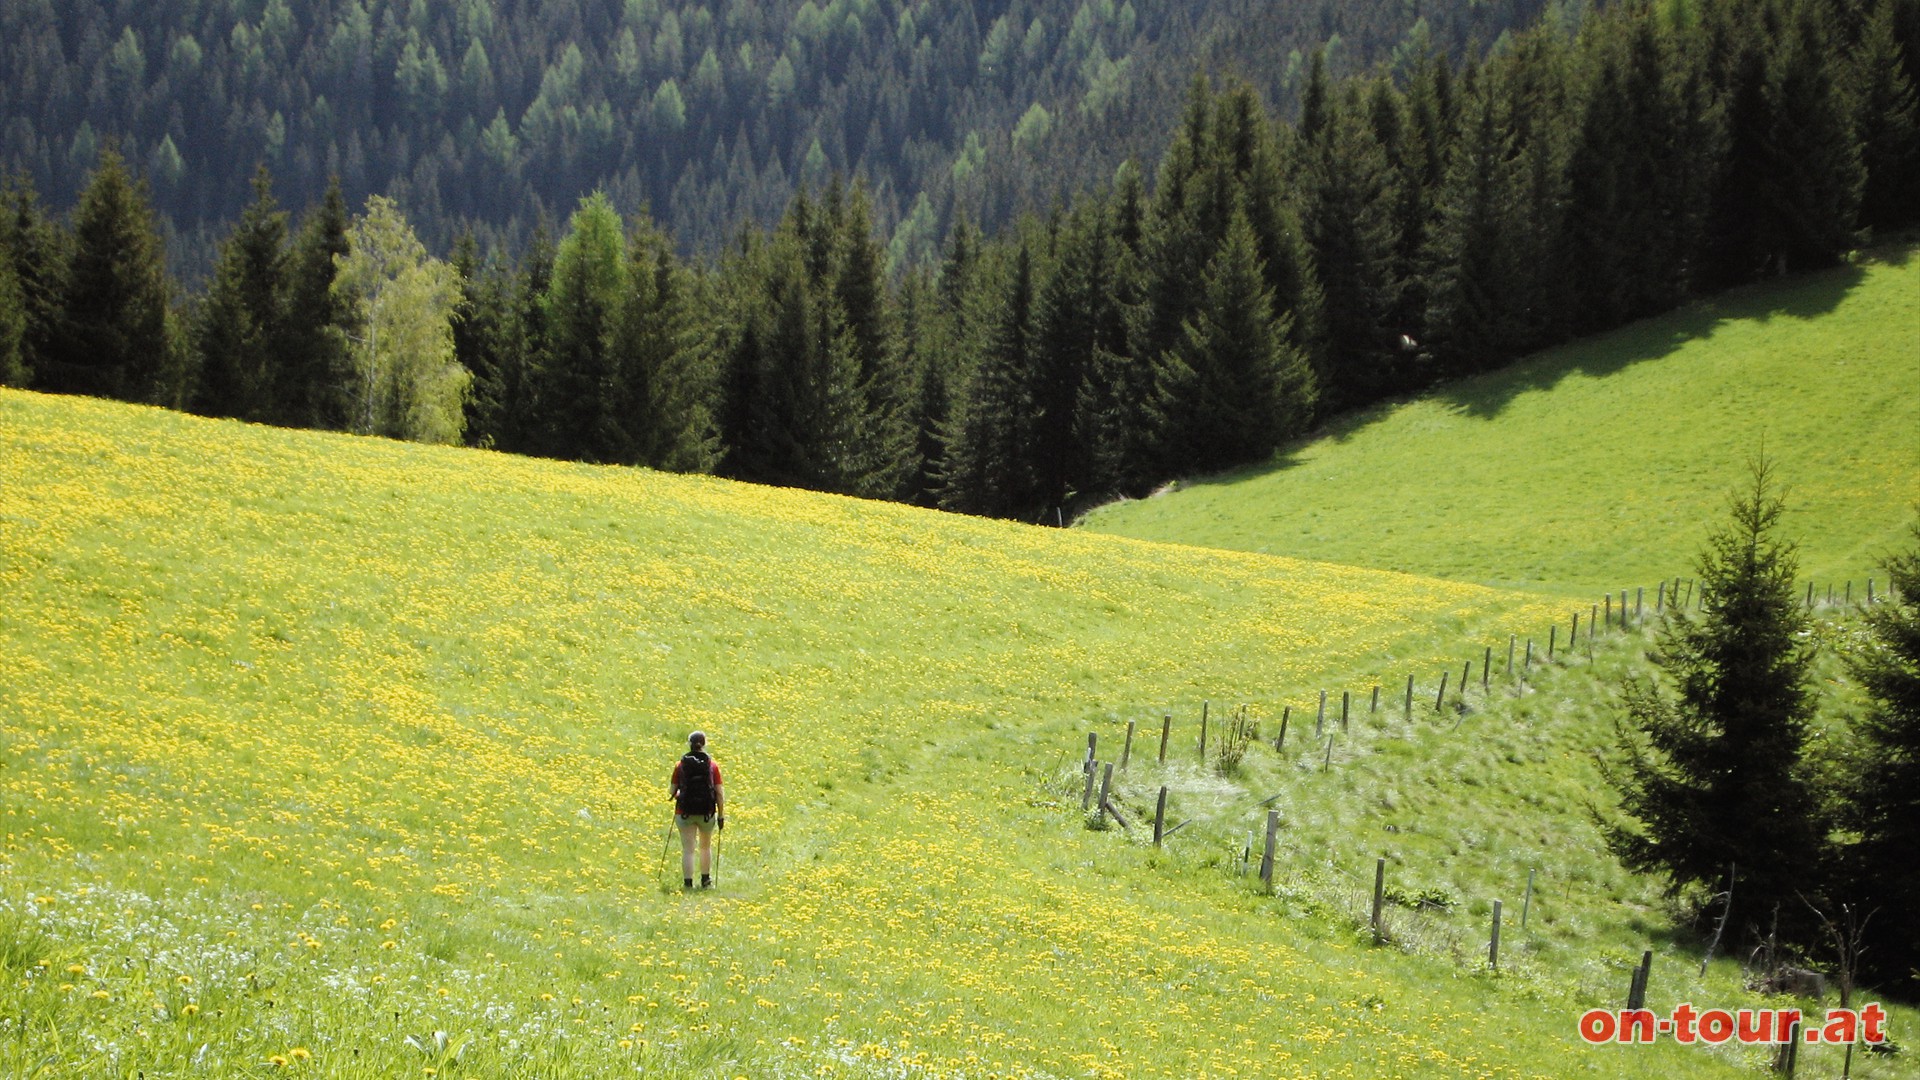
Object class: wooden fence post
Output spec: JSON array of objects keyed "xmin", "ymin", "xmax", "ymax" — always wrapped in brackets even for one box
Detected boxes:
[
  {"xmin": 1086, "ymin": 732, "xmax": 1097, "ymax": 774},
  {"xmin": 1605, "ymin": 593, "xmax": 1612, "ymax": 628},
  {"xmin": 1806, "ymin": 580, "xmax": 1815, "ymax": 609},
  {"xmin": 1482, "ymin": 648, "xmax": 1491, "ymax": 691},
  {"xmin": 1316, "ymin": 690, "xmax": 1327, "ymax": 737},
  {"xmin": 1153, "ymin": 786, "xmax": 1168, "ymax": 846},
  {"xmin": 1435, "ymin": 671, "xmax": 1449, "ymax": 712},
  {"xmin": 1341, "ymin": 690, "xmax": 1350, "ymax": 732},
  {"xmin": 1096, "ymin": 763, "xmax": 1113, "ymax": 825},
  {"xmin": 1082, "ymin": 763, "xmax": 1097, "ymax": 811},
  {"xmin": 1627, "ymin": 950, "xmax": 1652, "ymax": 1010},
  {"xmin": 1461, "ymin": 661, "xmax": 1472, "ymax": 703},
  {"xmin": 1404, "ymin": 674, "xmax": 1414, "ymax": 721},
  {"xmin": 1570, "ymin": 612, "xmax": 1579, "ymax": 648},
  {"xmin": 1868, "ymin": 578, "xmax": 1876, "ymax": 605},
  {"xmin": 1199, "ymin": 701, "xmax": 1208, "ymax": 761},
  {"xmin": 1276, "ymin": 708, "xmax": 1289, "ymax": 751},
  {"xmin": 1846, "ymin": 580, "xmax": 1853, "ymax": 606},
  {"xmin": 1370, "ymin": 685, "xmax": 1380, "ymax": 714},
  {"xmin": 1121, "ymin": 721, "xmax": 1135, "ymax": 771},
  {"xmin": 1524, "ymin": 638, "xmax": 1533, "ymax": 671},
  {"xmin": 1658, "ymin": 579, "xmax": 1667, "ymax": 614},
  {"xmin": 1589, "ymin": 605, "xmax": 1597, "ymax": 642},
  {"xmin": 1159, "ymin": 714, "xmax": 1171, "ymax": 764},
  {"xmin": 1371, "ymin": 857, "xmax": 1386, "ymax": 944},
  {"xmin": 1522, "ymin": 868, "xmax": 1536, "ymax": 928},
  {"xmin": 1549, "ymin": 624, "xmax": 1557, "ymax": 660},
  {"xmin": 1322, "ymin": 735, "xmax": 1334, "ymax": 772},
  {"xmin": 1489, "ymin": 900, "xmax": 1503, "ymax": 972},
  {"xmin": 1259, "ymin": 810, "xmax": 1279, "ymax": 887},
  {"xmin": 1506, "ymin": 635, "xmax": 1516, "ymax": 676},
  {"xmin": 1635, "ymin": 587, "xmax": 1643, "ymax": 622}
]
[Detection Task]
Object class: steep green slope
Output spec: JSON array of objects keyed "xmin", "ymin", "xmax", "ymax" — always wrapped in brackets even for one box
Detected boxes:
[{"xmin": 1082, "ymin": 251, "xmax": 1920, "ymax": 596}]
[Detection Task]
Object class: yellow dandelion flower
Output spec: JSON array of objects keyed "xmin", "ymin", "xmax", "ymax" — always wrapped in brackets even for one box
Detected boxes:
[{"xmin": 182, "ymin": 1003, "xmax": 200, "ymax": 1017}]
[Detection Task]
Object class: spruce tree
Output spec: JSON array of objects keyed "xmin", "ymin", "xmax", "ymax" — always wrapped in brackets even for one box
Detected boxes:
[
  {"xmin": 539, "ymin": 192, "xmax": 629, "ymax": 463},
  {"xmin": 49, "ymin": 147, "xmax": 175, "ymax": 405},
  {"xmin": 745, "ymin": 237, "xmax": 870, "ymax": 495},
  {"xmin": 193, "ymin": 167, "xmax": 288, "ymax": 421},
  {"xmin": 1152, "ymin": 208, "xmax": 1314, "ymax": 476},
  {"xmin": 1702, "ymin": 3, "xmax": 1778, "ymax": 288},
  {"xmin": 1850, "ymin": 0, "xmax": 1920, "ymax": 235},
  {"xmin": 1761, "ymin": 0, "xmax": 1865, "ymax": 272},
  {"xmin": 1564, "ymin": 15, "xmax": 1704, "ymax": 331},
  {"xmin": 500, "ymin": 229, "xmax": 556, "ymax": 455},
  {"xmin": 831, "ymin": 183, "xmax": 911, "ymax": 497},
  {"xmin": 1302, "ymin": 96, "xmax": 1402, "ymax": 408},
  {"xmin": 0, "ymin": 242, "xmax": 24, "ymax": 388},
  {"xmin": 615, "ymin": 219, "xmax": 715, "ymax": 473},
  {"xmin": 1605, "ymin": 459, "xmax": 1825, "ymax": 937},
  {"xmin": 1031, "ymin": 204, "xmax": 1108, "ymax": 514},
  {"xmin": 451, "ymin": 234, "xmax": 505, "ymax": 447},
  {"xmin": 0, "ymin": 178, "xmax": 67, "ymax": 390},
  {"xmin": 896, "ymin": 271, "xmax": 950, "ymax": 507},
  {"xmin": 1425, "ymin": 74, "xmax": 1525, "ymax": 374},
  {"xmin": 943, "ymin": 243, "xmax": 1039, "ymax": 519},
  {"xmin": 276, "ymin": 179, "xmax": 352, "ymax": 430},
  {"xmin": 1841, "ymin": 521, "xmax": 1920, "ymax": 993}
]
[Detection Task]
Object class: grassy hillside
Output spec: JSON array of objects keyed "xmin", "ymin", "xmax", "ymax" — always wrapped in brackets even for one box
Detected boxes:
[
  {"xmin": 2, "ymin": 389, "xmax": 1912, "ymax": 1078},
  {"xmin": 1081, "ymin": 250, "xmax": 1920, "ymax": 596}
]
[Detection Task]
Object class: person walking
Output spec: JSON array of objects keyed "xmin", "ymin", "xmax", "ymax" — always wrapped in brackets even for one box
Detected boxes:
[{"xmin": 669, "ymin": 731, "xmax": 724, "ymax": 889}]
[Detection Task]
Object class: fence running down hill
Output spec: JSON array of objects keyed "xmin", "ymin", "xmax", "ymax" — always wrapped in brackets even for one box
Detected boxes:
[{"xmin": 1063, "ymin": 573, "xmax": 1901, "ymax": 1016}]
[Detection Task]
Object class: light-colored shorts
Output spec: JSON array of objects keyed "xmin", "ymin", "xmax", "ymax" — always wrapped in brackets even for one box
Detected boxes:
[{"xmin": 676, "ymin": 814, "xmax": 715, "ymax": 834}]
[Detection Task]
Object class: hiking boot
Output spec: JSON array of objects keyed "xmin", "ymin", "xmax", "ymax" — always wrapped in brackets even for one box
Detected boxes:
[
  {"xmin": 700, "ymin": 874, "xmax": 712, "ymax": 889},
  {"xmin": 683, "ymin": 878, "xmax": 693, "ymax": 890}
]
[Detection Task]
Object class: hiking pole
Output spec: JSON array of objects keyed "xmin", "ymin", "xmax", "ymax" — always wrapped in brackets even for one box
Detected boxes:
[{"xmin": 657, "ymin": 812, "xmax": 676, "ymax": 887}]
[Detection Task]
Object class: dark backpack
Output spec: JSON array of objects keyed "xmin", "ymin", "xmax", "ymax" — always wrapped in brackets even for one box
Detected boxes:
[{"xmin": 676, "ymin": 751, "xmax": 715, "ymax": 815}]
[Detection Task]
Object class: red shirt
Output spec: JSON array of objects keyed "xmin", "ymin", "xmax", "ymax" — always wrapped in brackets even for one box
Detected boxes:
[{"xmin": 670, "ymin": 758, "xmax": 722, "ymax": 790}]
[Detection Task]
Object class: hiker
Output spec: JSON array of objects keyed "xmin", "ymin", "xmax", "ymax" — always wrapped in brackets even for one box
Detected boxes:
[{"xmin": 670, "ymin": 731, "xmax": 724, "ymax": 889}]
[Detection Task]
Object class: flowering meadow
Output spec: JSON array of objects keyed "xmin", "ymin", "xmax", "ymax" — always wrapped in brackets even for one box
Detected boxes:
[{"xmin": 0, "ymin": 388, "xmax": 1895, "ymax": 1077}]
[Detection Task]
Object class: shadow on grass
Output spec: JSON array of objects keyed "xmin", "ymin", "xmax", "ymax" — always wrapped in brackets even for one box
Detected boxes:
[
  {"xmin": 1148, "ymin": 251, "xmax": 1897, "ymax": 504},
  {"xmin": 1441, "ymin": 258, "xmax": 1868, "ymax": 421}
]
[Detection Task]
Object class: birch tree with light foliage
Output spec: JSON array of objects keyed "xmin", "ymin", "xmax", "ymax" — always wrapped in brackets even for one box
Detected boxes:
[{"xmin": 334, "ymin": 196, "xmax": 470, "ymax": 443}]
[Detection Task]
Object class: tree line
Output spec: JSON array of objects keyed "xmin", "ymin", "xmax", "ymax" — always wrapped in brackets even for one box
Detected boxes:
[
  {"xmin": 2, "ymin": 0, "xmax": 1917, "ymax": 524},
  {"xmin": 1608, "ymin": 463, "xmax": 1920, "ymax": 999}
]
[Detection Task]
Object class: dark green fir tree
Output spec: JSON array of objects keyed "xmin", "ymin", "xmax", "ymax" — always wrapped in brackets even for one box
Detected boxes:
[{"xmin": 1605, "ymin": 458, "xmax": 1825, "ymax": 938}]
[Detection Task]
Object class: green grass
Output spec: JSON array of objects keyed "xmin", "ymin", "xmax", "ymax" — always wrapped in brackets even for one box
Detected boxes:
[
  {"xmin": 2, "ymin": 373, "xmax": 1916, "ymax": 1078},
  {"xmin": 1081, "ymin": 248, "xmax": 1920, "ymax": 596}
]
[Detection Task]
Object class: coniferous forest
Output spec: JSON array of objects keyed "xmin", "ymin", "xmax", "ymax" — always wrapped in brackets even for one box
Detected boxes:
[
  {"xmin": 1, "ymin": 0, "xmax": 1552, "ymax": 264},
  {"xmin": 1, "ymin": 0, "xmax": 1916, "ymax": 528}
]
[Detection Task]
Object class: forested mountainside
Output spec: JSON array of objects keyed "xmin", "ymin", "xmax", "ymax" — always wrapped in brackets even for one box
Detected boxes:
[
  {"xmin": 9, "ymin": 0, "xmax": 1915, "ymax": 529},
  {"xmin": 0, "ymin": 0, "xmax": 1551, "ymax": 268}
]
